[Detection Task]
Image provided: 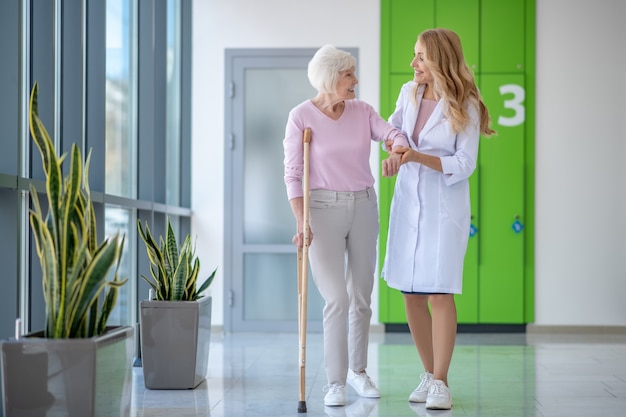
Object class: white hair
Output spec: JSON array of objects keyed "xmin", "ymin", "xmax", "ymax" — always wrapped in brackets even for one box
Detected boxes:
[{"xmin": 307, "ymin": 45, "xmax": 356, "ymax": 94}]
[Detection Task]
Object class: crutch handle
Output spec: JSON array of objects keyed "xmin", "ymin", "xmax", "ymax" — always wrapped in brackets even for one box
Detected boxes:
[{"xmin": 303, "ymin": 127, "xmax": 312, "ymax": 144}]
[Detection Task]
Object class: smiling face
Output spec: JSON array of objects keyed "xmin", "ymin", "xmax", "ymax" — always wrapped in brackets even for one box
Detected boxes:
[
  {"xmin": 334, "ymin": 66, "xmax": 358, "ymax": 99},
  {"xmin": 410, "ymin": 41, "xmax": 434, "ymax": 86}
]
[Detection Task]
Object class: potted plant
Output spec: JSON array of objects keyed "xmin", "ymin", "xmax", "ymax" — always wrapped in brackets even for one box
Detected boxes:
[
  {"xmin": 137, "ymin": 218, "xmax": 216, "ymax": 389},
  {"xmin": 0, "ymin": 83, "xmax": 133, "ymax": 416}
]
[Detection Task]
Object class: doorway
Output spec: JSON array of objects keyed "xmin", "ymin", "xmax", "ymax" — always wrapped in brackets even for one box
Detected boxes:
[{"xmin": 224, "ymin": 48, "xmax": 357, "ymax": 332}]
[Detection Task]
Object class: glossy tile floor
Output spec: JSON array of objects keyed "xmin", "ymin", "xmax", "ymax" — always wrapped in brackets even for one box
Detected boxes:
[{"xmin": 130, "ymin": 331, "xmax": 626, "ymax": 417}]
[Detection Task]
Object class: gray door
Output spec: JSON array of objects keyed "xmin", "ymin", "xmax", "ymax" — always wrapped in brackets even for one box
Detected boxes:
[{"xmin": 224, "ymin": 49, "xmax": 335, "ymax": 332}]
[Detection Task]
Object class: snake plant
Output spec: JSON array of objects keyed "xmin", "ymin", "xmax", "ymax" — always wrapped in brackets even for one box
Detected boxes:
[
  {"xmin": 138, "ymin": 219, "xmax": 216, "ymax": 301},
  {"xmin": 28, "ymin": 82, "xmax": 127, "ymax": 339}
]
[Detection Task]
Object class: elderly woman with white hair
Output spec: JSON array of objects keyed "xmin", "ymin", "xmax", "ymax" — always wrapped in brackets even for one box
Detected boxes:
[{"xmin": 283, "ymin": 44, "xmax": 408, "ymax": 407}]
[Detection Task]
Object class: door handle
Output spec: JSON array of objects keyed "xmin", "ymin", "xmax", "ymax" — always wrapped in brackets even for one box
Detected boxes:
[
  {"xmin": 511, "ymin": 215, "xmax": 524, "ymax": 234},
  {"xmin": 469, "ymin": 215, "xmax": 478, "ymax": 237}
]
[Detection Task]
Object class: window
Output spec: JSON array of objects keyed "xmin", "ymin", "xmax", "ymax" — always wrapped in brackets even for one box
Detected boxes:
[
  {"xmin": 105, "ymin": 205, "xmax": 136, "ymax": 326},
  {"xmin": 0, "ymin": 0, "xmax": 191, "ymax": 340},
  {"xmin": 106, "ymin": 0, "xmax": 136, "ymax": 198},
  {"xmin": 166, "ymin": 0, "xmax": 182, "ymax": 205}
]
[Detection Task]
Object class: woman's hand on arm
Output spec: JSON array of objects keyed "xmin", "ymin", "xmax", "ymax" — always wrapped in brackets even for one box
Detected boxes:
[{"xmin": 394, "ymin": 147, "xmax": 443, "ymax": 172}]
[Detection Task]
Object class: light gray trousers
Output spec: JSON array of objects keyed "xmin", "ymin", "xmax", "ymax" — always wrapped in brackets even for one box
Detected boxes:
[{"xmin": 308, "ymin": 188, "xmax": 378, "ymax": 385}]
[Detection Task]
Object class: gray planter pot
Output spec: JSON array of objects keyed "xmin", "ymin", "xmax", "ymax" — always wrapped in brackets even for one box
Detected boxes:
[
  {"xmin": 140, "ymin": 296, "xmax": 212, "ymax": 389},
  {"xmin": 1, "ymin": 325, "xmax": 134, "ymax": 417}
]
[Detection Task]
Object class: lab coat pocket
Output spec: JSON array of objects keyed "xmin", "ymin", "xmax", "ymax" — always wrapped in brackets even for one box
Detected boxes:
[{"xmin": 441, "ymin": 180, "xmax": 471, "ymax": 230}]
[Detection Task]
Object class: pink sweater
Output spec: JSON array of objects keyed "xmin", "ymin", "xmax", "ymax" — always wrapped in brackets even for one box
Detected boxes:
[{"xmin": 283, "ymin": 99, "xmax": 409, "ymax": 200}]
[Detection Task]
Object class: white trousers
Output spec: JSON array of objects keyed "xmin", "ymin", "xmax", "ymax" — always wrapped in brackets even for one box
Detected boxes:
[{"xmin": 308, "ymin": 188, "xmax": 379, "ymax": 385}]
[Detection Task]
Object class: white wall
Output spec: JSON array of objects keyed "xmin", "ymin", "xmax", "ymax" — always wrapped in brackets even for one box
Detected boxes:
[
  {"xmin": 534, "ymin": 0, "xmax": 626, "ymax": 325},
  {"xmin": 192, "ymin": 0, "xmax": 626, "ymax": 329}
]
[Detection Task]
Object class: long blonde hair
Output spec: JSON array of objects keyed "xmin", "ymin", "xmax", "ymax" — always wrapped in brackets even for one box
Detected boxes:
[{"xmin": 413, "ymin": 28, "xmax": 496, "ymax": 136}]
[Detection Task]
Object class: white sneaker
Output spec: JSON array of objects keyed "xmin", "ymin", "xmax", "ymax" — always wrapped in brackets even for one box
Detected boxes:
[
  {"xmin": 324, "ymin": 384, "xmax": 346, "ymax": 406},
  {"xmin": 409, "ymin": 372, "xmax": 433, "ymax": 403},
  {"xmin": 425, "ymin": 380, "xmax": 452, "ymax": 410},
  {"xmin": 347, "ymin": 369, "xmax": 381, "ymax": 398}
]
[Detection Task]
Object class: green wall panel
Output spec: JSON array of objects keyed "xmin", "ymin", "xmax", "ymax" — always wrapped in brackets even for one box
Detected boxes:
[
  {"xmin": 389, "ymin": 0, "xmax": 435, "ymax": 74},
  {"xmin": 385, "ymin": 73, "xmax": 413, "ymax": 117},
  {"xmin": 478, "ymin": 74, "xmax": 526, "ymax": 323},
  {"xmin": 435, "ymin": 0, "xmax": 479, "ymax": 71},
  {"xmin": 480, "ymin": 0, "xmax": 526, "ymax": 73}
]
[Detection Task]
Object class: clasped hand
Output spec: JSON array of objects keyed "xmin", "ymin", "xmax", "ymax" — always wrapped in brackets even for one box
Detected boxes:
[{"xmin": 382, "ymin": 142, "xmax": 416, "ymax": 177}]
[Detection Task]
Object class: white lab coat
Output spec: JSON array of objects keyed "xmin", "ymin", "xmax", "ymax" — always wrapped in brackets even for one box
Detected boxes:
[{"xmin": 382, "ymin": 82, "xmax": 480, "ymax": 294}]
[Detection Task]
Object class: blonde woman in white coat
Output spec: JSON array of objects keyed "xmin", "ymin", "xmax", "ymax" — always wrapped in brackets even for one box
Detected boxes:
[{"xmin": 382, "ymin": 28, "xmax": 495, "ymax": 410}]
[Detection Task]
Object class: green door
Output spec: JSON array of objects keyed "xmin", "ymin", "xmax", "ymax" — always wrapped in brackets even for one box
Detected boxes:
[
  {"xmin": 478, "ymin": 74, "xmax": 526, "ymax": 323},
  {"xmin": 481, "ymin": 0, "xmax": 526, "ymax": 73},
  {"xmin": 387, "ymin": 0, "xmax": 434, "ymax": 74},
  {"xmin": 435, "ymin": 0, "xmax": 479, "ymax": 71}
]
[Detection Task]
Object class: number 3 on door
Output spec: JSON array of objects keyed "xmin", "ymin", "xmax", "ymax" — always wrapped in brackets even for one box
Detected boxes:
[{"xmin": 498, "ymin": 84, "xmax": 525, "ymax": 127}]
